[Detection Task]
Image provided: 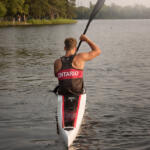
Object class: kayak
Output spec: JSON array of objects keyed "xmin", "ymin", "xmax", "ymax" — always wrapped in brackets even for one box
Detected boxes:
[{"xmin": 57, "ymin": 94, "xmax": 86, "ymax": 147}]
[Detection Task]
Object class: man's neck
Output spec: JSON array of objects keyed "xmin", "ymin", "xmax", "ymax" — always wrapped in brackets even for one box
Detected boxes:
[{"xmin": 65, "ymin": 49, "xmax": 75, "ymax": 57}]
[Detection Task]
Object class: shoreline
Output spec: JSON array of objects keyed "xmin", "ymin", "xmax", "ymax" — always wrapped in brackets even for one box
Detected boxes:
[{"xmin": 0, "ymin": 19, "xmax": 77, "ymax": 27}]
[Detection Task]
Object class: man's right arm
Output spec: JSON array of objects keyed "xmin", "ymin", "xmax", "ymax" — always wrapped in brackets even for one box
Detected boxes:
[{"xmin": 78, "ymin": 35, "xmax": 101, "ymax": 61}]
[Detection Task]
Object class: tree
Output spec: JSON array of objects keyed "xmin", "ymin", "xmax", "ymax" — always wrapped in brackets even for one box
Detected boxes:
[
  {"xmin": 0, "ymin": 0, "xmax": 77, "ymax": 21},
  {"xmin": 66, "ymin": 0, "xmax": 76, "ymax": 18},
  {"xmin": 26, "ymin": 0, "xmax": 50, "ymax": 19},
  {"xmin": 0, "ymin": 1, "xmax": 7, "ymax": 17},
  {"xmin": 5, "ymin": 0, "xmax": 27, "ymax": 21},
  {"xmin": 75, "ymin": 3, "xmax": 150, "ymax": 19},
  {"xmin": 75, "ymin": 6, "xmax": 90, "ymax": 19}
]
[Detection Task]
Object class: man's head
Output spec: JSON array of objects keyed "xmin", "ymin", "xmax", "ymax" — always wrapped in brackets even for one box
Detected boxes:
[{"xmin": 64, "ymin": 37, "xmax": 77, "ymax": 51}]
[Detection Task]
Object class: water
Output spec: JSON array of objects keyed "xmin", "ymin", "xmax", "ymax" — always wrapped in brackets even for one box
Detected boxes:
[{"xmin": 0, "ymin": 20, "xmax": 150, "ymax": 150}]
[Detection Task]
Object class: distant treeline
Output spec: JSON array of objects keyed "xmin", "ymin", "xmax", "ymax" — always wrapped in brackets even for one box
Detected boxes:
[
  {"xmin": 75, "ymin": 3, "xmax": 150, "ymax": 19},
  {"xmin": 0, "ymin": 0, "xmax": 76, "ymax": 22}
]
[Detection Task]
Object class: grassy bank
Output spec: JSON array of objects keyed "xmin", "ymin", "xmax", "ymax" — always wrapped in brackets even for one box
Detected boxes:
[{"xmin": 0, "ymin": 19, "xmax": 77, "ymax": 27}]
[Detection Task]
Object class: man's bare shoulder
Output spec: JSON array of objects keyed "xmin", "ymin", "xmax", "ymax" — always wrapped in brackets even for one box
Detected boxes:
[
  {"xmin": 75, "ymin": 52, "xmax": 90, "ymax": 61},
  {"xmin": 76, "ymin": 52, "xmax": 87, "ymax": 58}
]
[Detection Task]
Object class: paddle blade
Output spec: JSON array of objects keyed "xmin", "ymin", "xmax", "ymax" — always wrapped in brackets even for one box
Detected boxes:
[{"xmin": 89, "ymin": 0, "xmax": 105, "ymax": 22}]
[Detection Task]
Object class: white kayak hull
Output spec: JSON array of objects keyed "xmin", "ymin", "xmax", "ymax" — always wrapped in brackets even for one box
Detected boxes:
[{"xmin": 57, "ymin": 94, "xmax": 86, "ymax": 147}]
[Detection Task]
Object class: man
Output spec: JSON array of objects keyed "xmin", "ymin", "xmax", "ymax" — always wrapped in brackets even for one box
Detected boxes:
[{"xmin": 54, "ymin": 34, "xmax": 101, "ymax": 96}]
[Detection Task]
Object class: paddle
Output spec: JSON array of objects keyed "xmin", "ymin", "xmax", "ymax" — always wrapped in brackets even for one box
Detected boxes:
[{"xmin": 76, "ymin": 0, "xmax": 105, "ymax": 53}]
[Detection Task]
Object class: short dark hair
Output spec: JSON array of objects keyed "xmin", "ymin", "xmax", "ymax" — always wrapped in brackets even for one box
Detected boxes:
[{"xmin": 64, "ymin": 37, "xmax": 77, "ymax": 51}]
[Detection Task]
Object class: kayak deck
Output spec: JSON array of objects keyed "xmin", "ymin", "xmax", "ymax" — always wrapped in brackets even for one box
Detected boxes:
[{"xmin": 57, "ymin": 94, "xmax": 86, "ymax": 147}]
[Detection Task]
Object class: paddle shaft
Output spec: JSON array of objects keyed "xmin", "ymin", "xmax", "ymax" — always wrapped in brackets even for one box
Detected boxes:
[
  {"xmin": 76, "ymin": 0, "xmax": 105, "ymax": 53},
  {"xmin": 76, "ymin": 20, "xmax": 91, "ymax": 52}
]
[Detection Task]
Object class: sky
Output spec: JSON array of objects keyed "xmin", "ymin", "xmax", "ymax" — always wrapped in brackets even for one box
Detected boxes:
[{"xmin": 76, "ymin": 0, "xmax": 150, "ymax": 7}]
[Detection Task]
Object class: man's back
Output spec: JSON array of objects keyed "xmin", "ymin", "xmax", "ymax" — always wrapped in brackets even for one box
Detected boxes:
[{"xmin": 54, "ymin": 35, "xmax": 101, "ymax": 95}]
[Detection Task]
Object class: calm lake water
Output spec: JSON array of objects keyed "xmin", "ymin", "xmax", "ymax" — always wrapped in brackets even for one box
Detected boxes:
[{"xmin": 0, "ymin": 20, "xmax": 150, "ymax": 150}]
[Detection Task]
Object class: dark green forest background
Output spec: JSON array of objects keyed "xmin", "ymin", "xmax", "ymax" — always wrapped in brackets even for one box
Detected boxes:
[
  {"xmin": 75, "ymin": 2, "xmax": 150, "ymax": 19},
  {"xmin": 0, "ymin": 0, "xmax": 76, "ymax": 21},
  {"xmin": 0, "ymin": 0, "xmax": 150, "ymax": 22}
]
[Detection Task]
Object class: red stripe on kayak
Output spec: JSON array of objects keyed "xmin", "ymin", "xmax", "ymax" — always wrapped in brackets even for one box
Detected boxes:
[
  {"xmin": 62, "ymin": 96, "xmax": 64, "ymax": 128},
  {"xmin": 74, "ymin": 95, "xmax": 81, "ymax": 128}
]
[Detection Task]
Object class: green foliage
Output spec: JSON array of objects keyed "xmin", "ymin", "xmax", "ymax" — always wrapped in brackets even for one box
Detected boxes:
[
  {"xmin": 27, "ymin": 18, "xmax": 76, "ymax": 25},
  {"xmin": 66, "ymin": 0, "xmax": 76, "ymax": 18},
  {"xmin": 27, "ymin": 0, "xmax": 50, "ymax": 18},
  {"xmin": 0, "ymin": 20, "xmax": 27, "ymax": 26},
  {"xmin": 6, "ymin": 0, "xmax": 24, "ymax": 16},
  {"xmin": 51, "ymin": 18, "xmax": 77, "ymax": 24},
  {"xmin": 75, "ymin": 3, "xmax": 150, "ymax": 19},
  {"xmin": 75, "ymin": 6, "xmax": 90, "ymax": 19},
  {"xmin": 27, "ymin": 19, "xmax": 52, "ymax": 24},
  {"xmin": 0, "ymin": 19, "xmax": 77, "ymax": 26},
  {"xmin": 0, "ymin": 0, "xmax": 76, "ymax": 20},
  {"xmin": 0, "ymin": 2, "xmax": 7, "ymax": 17}
]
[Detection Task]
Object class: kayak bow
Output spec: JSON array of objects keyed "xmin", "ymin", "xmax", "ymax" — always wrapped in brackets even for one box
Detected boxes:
[{"xmin": 57, "ymin": 94, "xmax": 86, "ymax": 147}]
